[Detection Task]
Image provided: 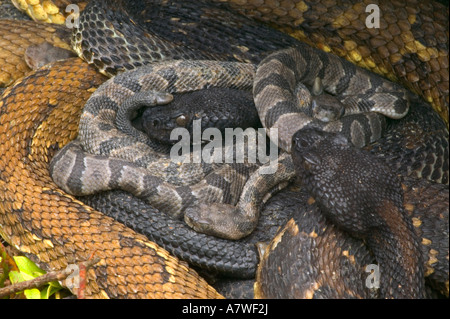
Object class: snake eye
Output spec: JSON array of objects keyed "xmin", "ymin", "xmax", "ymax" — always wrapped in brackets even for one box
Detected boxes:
[
  {"xmin": 152, "ymin": 119, "xmax": 161, "ymax": 128},
  {"xmin": 294, "ymin": 135, "xmax": 311, "ymax": 149},
  {"xmin": 175, "ymin": 114, "xmax": 189, "ymax": 127}
]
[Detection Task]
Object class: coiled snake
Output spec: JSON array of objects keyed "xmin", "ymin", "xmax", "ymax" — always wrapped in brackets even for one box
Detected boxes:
[
  {"xmin": 50, "ymin": 7, "xmax": 419, "ymax": 241},
  {"xmin": 292, "ymin": 127, "xmax": 425, "ymax": 298},
  {"xmin": 0, "ymin": 0, "xmax": 446, "ymax": 300}
]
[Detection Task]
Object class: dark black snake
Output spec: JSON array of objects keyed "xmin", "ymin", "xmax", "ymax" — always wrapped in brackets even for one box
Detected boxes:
[
  {"xmin": 292, "ymin": 127, "xmax": 425, "ymax": 298},
  {"xmin": 44, "ymin": 0, "xmax": 448, "ymax": 292},
  {"xmin": 255, "ymin": 175, "xmax": 449, "ymax": 299},
  {"xmin": 134, "ymin": 87, "xmax": 260, "ymax": 145}
]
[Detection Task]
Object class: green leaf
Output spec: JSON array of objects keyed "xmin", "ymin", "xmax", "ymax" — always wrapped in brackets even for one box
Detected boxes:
[
  {"xmin": 24, "ymin": 288, "xmax": 41, "ymax": 299},
  {"xmin": 42, "ymin": 282, "xmax": 62, "ymax": 299},
  {"xmin": 8, "ymin": 270, "xmax": 26, "ymax": 284},
  {"xmin": 13, "ymin": 256, "xmax": 45, "ymax": 278},
  {"xmin": 48, "ymin": 280, "xmax": 62, "ymax": 289},
  {"xmin": 41, "ymin": 285, "xmax": 51, "ymax": 299},
  {"xmin": 8, "ymin": 256, "xmax": 63, "ymax": 299}
]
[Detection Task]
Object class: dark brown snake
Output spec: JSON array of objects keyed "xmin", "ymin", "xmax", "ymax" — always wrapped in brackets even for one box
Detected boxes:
[
  {"xmin": 0, "ymin": 0, "xmax": 448, "ymax": 300},
  {"xmin": 255, "ymin": 176, "xmax": 449, "ymax": 299}
]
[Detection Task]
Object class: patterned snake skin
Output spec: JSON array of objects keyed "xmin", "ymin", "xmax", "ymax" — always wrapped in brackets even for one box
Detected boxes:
[
  {"xmin": 0, "ymin": 0, "xmax": 446, "ymax": 300},
  {"xmin": 50, "ymin": 14, "xmax": 422, "ymax": 241},
  {"xmin": 255, "ymin": 177, "xmax": 449, "ymax": 298},
  {"xmin": 292, "ymin": 127, "xmax": 424, "ymax": 298},
  {"xmin": 49, "ymin": 61, "xmax": 260, "ymax": 221},
  {"xmin": 253, "ymin": 46, "xmax": 410, "ymax": 152},
  {"xmin": 0, "ymin": 58, "xmax": 222, "ymax": 298},
  {"xmin": 8, "ymin": 0, "xmax": 449, "ymax": 124}
]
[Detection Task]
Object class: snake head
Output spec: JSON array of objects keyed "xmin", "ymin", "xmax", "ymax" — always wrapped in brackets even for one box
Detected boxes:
[
  {"xmin": 292, "ymin": 131, "xmax": 322, "ymax": 167},
  {"xmin": 311, "ymin": 97, "xmax": 345, "ymax": 123},
  {"xmin": 291, "ymin": 127, "xmax": 350, "ymax": 175},
  {"xmin": 137, "ymin": 87, "xmax": 258, "ymax": 145},
  {"xmin": 139, "ymin": 107, "xmax": 197, "ymax": 144},
  {"xmin": 308, "ymin": 77, "xmax": 345, "ymax": 123}
]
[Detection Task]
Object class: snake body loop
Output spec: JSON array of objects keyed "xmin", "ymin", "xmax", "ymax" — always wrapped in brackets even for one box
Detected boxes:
[
  {"xmin": 49, "ymin": 60, "xmax": 262, "ymax": 220},
  {"xmin": 253, "ymin": 47, "xmax": 410, "ymax": 152},
  {"xmin": 72, "ymin": 0, "xmax": 301, "ymax": 76}
]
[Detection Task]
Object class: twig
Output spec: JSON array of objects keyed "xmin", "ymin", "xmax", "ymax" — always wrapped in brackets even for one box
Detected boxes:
[
  {"xmin": 0, "ymin": 258, "xmax": 100, "ymax": 298},
  {"xmin": 0, "ymin": 242, "xmax": 19, "ymax": 289},
  {"xmin": 77, "ymin": 251, "xmax": 98, "ymax": 299}
]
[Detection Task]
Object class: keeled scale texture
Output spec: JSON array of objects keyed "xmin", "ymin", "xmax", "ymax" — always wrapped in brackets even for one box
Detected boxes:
[{"xmin": 0, "ymin": 58, "xmax": 222, "ymax": 298}]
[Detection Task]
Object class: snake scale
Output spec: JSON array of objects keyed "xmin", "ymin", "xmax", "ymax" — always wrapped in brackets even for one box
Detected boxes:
[
  {"xmin": 255, "ymin": 175, "xmax": 449, "ymax": 299},
  {"xmin": 8, "ymin": 0, "xmax": 448, "ymax": 124},
  {"xmin": 0, "ymin": 0, "xmax": 448, "ymax": 300},
  {"xmin": 293, "ymin": 127, "xmax": 425, "ymax": 298}
]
